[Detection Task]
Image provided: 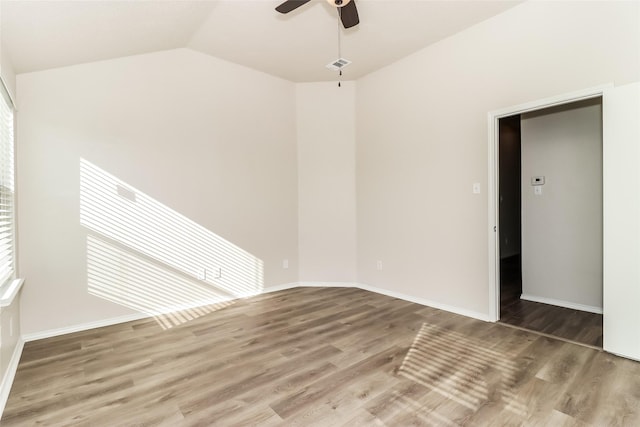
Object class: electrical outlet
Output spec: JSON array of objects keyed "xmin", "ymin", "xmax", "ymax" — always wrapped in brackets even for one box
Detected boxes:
[
  {"xmin": 473, "ymin": 183, "xmax": 481, "ymax": 194},
  {"xmin": 283, "ymin": 259, "xmax": 289, "ymax": 269},
  {"xmin": 376, "ymin": 260, "xmax": 383, "ymax": 271}
]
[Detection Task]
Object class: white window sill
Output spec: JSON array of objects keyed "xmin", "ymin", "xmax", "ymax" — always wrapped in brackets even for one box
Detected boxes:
[{"xmin": 0, "ymin": 278, "xmax": 24, "ymax": 308}]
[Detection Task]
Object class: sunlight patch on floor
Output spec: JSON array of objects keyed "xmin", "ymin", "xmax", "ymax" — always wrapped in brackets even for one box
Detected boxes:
[{"xmin": 399, "ymin": 323, "xmax": 528, "ymax": 417}]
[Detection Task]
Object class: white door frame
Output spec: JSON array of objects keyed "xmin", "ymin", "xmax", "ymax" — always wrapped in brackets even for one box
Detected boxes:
[{"xmin": 487, "ymin": 84, "xmax": 612, "ymax": 322}]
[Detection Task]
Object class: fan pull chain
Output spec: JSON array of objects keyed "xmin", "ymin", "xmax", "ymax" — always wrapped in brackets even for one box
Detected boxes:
[{"xmin": 337, "ymin": 7, "xmax": 342, "ymax": 88}]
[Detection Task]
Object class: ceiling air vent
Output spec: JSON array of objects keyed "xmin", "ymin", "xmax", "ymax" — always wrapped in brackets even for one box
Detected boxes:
[{"xmin": 326, "ymin": 58, "xmax": 352, "ymax": 71}]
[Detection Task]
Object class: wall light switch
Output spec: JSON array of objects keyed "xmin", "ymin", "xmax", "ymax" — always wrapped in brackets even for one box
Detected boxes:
[
  {"xmin": 283, "ymin": 259, "xmax": 289, "ymax": 269},
  {"xmin": 534, "ymin": 186, "xmax": 542, "ymax": 195},
  {"xmin": 473, "ymin": 183, "xmax": 481, "ymax": 194},
  {"xmin": 376, "ymin": 261, "xmax": 383, "ymax": 271}
]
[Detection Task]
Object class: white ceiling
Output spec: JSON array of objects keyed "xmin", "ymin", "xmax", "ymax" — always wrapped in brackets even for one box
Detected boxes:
[{"xmin": 1, "ymin": 0, "xmax": 521, "ymax": 82}]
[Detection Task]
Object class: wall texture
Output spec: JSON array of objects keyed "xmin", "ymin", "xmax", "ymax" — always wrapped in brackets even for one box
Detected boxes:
[
  {"xmin": 16, "ymin": 48, "xmax": 299, "ymax": 335},
  {"xmin": 297, "ymin": 82, "xmax": 357, "ymax": 283},
  {"xmin": 356, "ymin": 0, "xmax": 639, "ymax": 318},
  {"xmin": 521, "ymin": 99, "xmax": 602, "ymax": 310}
]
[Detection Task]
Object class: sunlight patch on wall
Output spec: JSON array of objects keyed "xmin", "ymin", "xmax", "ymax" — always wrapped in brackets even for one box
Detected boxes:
[
  {"xmin": 398, "ymin": 323, "xmax": 527, "ymax": 417},
  {"xmin": 80, "ymin": 158, "xmax": 263, "ymax": 328},
  {"xmin": 80, "ymin": 158, "xmax": 264, "ymax": 301},
  {"xmin": 88, "ymin": 234, "xmax": 235, "ymax": 329}
]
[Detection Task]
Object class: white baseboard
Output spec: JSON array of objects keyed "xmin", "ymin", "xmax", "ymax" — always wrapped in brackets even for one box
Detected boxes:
[
  {"xmin": 357, "ymin": 283, "xmax": 492, "ymax": 322},
  {"xmin": 261, "ymin": 282, "xmax": 358, "ymax": 293},
  {"xmin": 252, "ymin": 281, "xmax": 491, "ymax": 321},
  {"xmin": 298, "ymin": 281, "xmax": 359, "ymax": 288},
  {"xmin": 20, "ymin": 284, "xmax": 338, "ymax": 342},
  {"xmin": 22, "ymin": 281, "xmax": 490, "ymax": 343},
  {"xmin": 260, "ymin": 283, "xmax": 299, "ymax": 293},
  {"xmin": 520, "ymin": 294, "xmax": 603, "ymax": 314},
  {"xmin": 0, "ymin": 337, "xmax": 24, "ymax": 417},
  {"xmin": 22, "ymin": 312, "xmax": 150, "ymax": 342},
  {"xmin": 22, "ymin": 294, "xmax": 262, "ymax": 343},
  {"xmin": 267, "ymin": 281, "xmax": 490, "ymax": 321}
]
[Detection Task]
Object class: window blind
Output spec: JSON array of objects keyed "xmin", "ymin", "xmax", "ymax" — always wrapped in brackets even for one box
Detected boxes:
[{"xmin": 0, "ymin": 82, "xmax": 15, "ymax": 287}]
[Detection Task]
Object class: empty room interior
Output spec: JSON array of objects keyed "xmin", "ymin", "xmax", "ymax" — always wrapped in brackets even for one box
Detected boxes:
[{"xmin": 0, "ymin": 0, "xmax": 639, "ymax": 425}]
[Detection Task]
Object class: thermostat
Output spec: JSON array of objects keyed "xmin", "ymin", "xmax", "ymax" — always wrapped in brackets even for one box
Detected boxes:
[{"xmin": 531, "ymin": 176, "xmax": 545, "ymax": 186}]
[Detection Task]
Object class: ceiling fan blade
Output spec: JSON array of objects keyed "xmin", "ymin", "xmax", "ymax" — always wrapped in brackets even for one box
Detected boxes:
[
  {"xmin": 275, "ymin": 0, "xmax": 312, "ymax": 14},
  {"xmin": 339, "ymin": 0, "xmax": 359, "ymax": 28}
]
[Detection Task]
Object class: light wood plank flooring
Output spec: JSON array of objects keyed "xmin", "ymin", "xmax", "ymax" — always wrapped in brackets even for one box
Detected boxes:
[{"xmin": 3, "ymin": 287, "xmax": 639, "ymax": 426}]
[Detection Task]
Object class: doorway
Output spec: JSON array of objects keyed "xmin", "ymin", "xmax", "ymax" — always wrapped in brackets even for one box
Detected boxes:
[
  {"xmin": 493, "ymin": 98, "xmax": 604, "ymax": 348},
  {"xmin": 497, "ymin": 115, "xmax": 522, "ymax": 321}
]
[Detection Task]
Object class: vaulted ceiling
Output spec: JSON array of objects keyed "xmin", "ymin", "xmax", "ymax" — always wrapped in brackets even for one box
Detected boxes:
[{"xmin": 1, "ymin": 0, "xmax": 521, "ymax": 82}]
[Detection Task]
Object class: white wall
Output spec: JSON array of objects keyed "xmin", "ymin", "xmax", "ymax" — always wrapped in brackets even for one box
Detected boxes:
[
  {"xmin": 521, "ymin": 99, "xmax": 602, "ymax": 310},
  {"xmin": 356, "ymin": 1, "xmax": 639, "ymax": 318},
  {"xmin": 0, "ymin": 44, "xmax": 16, "ymax": 101},
  {"xmin": 297, "ymin": 82, "xmax": 357, "ymax": 283},
  {"xmin": 16, "ymin": 48, "xmax": 299, "ymax": 335}
]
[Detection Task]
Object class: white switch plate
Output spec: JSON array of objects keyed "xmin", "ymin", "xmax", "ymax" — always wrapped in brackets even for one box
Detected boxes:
[
  {"xmin": 473, "ymin": 183, "xmax": 481, "ymax": 194},
  {"xmin": 283, "ymin": 259, "xmax": 289, "ymax": 269},
  {"xmin": 534, "ymin": 186, "xmax": 542, "ymax": 195},
  {"xmin": 198, "ymin": 268, "xmax": 206, "ymax": 280},
  {"xmin": 376, "ymin": 260, "xmax": 383, "ymax": 271}
]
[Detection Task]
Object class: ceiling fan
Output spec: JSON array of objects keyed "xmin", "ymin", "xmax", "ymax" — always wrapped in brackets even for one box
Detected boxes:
[{"xmin": 275, "ymin": 0, "xmax": 360, "ymax": 29}]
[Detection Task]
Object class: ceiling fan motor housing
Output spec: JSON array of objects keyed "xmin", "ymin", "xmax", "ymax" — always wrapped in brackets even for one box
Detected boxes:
[{"xmin": 327, "ymin": 0, "xmax": 352, "ymax": 7}]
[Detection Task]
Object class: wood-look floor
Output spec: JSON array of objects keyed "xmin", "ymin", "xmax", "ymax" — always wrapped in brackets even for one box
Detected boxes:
[
  {"xmin": 499, "ymin": 255, "xmax": 603, "ymax": 348},
  {"xmin": 3, "ymin": 287, "xmax": 638, "ymax": 426}
]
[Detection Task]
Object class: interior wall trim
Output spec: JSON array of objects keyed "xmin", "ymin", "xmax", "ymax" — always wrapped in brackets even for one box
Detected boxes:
[
  {"xmin": 0, "ymin": 337, "xmax": 24, "ymax": 418},
  {"xmin": 357, "ymin": 283, "xmax": 491, "ymax": 322},
  {"xmin": 21, "ymin": 312, "xmax": 150, "ymax": 343},
  {"xmin": 295, "ymin": 282, "xmax": 491, "ymax": 321},
  {"xmin": 520, "ymin": 293, "xmax": 603, "ymax": 314},
  {"xmin": 22, "ymin": 281, "xmax": 488, "ymax": 343},
  {"xmin": 487, "ymin": 83, "xmax": 613, "ymax": 322}
]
